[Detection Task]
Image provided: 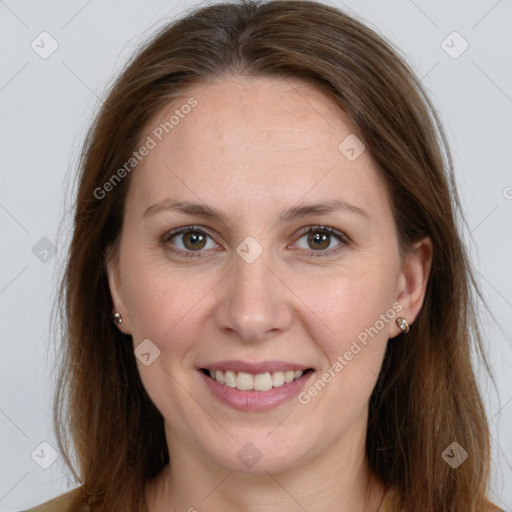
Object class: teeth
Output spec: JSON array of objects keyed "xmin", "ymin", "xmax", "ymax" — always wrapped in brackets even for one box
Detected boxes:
[
  {"xmin": 253, "ymin": 372, "xmax": 272, "ymax": 391},
  {"xmin": 237, "ymin": 371, "xmax": 254, "ymax": 391},
  {"xmin": 206, "ymin": 369, "xmax": 306, "ymax": 391},
  {"xmin": 224, "ymin": 370, "xmax": 237, "ymax": 388},
  {"xmin": 271, "ymin": 371, "xmax": 284, "ymax": 387}
]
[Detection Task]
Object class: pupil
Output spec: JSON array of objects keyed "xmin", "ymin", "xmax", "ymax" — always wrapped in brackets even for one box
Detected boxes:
[
  {"xmin": 184, "ymin": 232, "xmax": 205, "ymax": 250},
  {"xmin": 310, "ymin": 232, "xmax": 329, "ymax": 250}
]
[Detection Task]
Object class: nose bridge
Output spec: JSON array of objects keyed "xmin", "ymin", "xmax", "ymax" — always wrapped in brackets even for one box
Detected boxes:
[{"xmin": 214, "ymin": 243, "xmax": 292, "ymax": 341}]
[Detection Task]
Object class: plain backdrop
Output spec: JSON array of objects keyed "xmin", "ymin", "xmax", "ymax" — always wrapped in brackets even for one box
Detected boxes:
[{"xmin": 0, "ymin": 0, "xmax": 511, "ymax": 510}]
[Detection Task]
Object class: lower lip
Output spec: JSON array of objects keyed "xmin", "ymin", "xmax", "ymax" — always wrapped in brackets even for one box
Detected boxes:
[{"xmin": 199, "ymin": 370, "xmax": 314, "ymax": 411}]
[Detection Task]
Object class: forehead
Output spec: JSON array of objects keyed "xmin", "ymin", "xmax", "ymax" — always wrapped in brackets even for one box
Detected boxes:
[
  {"xmin": 126, "ymin": 75, "xmax": 390, "ymax": 222},
  {"xmin": 163, "ymin": 75, "xmax": 356, "ymax": 154}
]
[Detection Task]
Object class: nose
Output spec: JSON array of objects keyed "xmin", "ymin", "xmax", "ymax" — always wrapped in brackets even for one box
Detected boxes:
[{"xmin": 213, "ymin": 246, "xmax": 294, "ymax": 342}]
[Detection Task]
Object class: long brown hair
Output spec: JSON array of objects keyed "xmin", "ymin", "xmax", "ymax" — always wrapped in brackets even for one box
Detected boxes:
[{"xmin": 53, "ymin": 1, "xmax": 501, "ymax": 510}]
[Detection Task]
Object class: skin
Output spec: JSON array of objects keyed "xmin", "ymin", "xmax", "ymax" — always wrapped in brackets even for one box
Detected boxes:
[{"xmin": 106, "ymin": 75, "xmax": 433, "ymax": 512}]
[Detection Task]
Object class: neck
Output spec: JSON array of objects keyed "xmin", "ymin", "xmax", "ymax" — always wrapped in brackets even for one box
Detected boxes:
[{"xmin": 144, "ymin": 419, "xmax": 386, "ymax": 512}]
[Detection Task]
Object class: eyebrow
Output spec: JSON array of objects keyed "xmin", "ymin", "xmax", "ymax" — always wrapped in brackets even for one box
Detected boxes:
[{"xmin": 143, "ymin": 198, "xmax": 369, "ymax": 222}]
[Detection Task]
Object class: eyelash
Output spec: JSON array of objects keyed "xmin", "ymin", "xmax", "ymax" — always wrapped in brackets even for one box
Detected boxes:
[{"xmin": 160, "ymin": 225, "xmax": 350, "ymax": 259}]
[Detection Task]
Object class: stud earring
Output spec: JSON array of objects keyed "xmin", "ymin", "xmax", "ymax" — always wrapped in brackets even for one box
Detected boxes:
[
  {"xmin": 395, "ymin": 317, "xmax": 409, "ymax": 333},
  {"xmin": 112, "ymin": 312, "xmax": 122, "ymax": 325}
]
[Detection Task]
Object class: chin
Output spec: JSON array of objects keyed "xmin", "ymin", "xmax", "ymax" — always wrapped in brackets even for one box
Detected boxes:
[{"xmin": 203, "ymin": 436, "xmax": 311, "ymax": 475}]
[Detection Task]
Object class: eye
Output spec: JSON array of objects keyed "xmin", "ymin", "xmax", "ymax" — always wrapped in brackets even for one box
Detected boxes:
[
  {"xmin": 161, "ymin": 225, "xmax": 349, "ymax": 259},
  {"xmin": 293, "ymin": 226, "xmax": 349, "ymax": 257},
  {"xmin": 162, "ymin": 226, "xmax": 219, "ymax": 257}
]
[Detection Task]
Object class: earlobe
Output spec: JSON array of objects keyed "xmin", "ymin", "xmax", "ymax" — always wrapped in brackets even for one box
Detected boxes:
[
  {"xmin": 391, "ymin": 236, "xmax": 433, "ymax": 338},
  {"xmin": 105, "ymin": 247, "xmax": 131, "ymax": 334}
]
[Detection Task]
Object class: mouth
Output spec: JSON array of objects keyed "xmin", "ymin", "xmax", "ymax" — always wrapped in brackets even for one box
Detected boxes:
[{"xmin": 200, "ymin": 367, "xmax": 315, "ymax": 392}]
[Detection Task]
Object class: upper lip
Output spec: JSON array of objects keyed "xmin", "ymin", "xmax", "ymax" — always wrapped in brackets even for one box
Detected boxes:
[{"xmin": 200, "ymin": 360, "xmax": 313, "ymax": 374}]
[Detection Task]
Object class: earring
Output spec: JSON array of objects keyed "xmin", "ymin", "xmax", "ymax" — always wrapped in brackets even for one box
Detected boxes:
[
  {"xmin": 395, "ymin": 317, "xmax": 409, "ymax": 333},
  {"xmin": 112, "ymin": 312, "xmax": 122, "ymax": 325}
]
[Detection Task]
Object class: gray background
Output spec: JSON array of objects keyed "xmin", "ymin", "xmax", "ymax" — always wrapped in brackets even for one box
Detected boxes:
[{"xmin": 0, "ymin": 0, "xmax": 511, "ymax": 510}]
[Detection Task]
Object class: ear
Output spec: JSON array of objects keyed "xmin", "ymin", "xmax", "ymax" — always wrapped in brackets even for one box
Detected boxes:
[
  {"xmin": 105, "ymin": 245, "xmax": 131, "ymax": 335},
  {"xmin": 390, "ymin": 236, "xmax": 433, "ymax": 339}
]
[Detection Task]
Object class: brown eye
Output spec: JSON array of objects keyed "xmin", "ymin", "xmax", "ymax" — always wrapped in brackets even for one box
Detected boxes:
[
  {"xmin": 307, "ymin": 231, "xmax": 331, "ymax": 250},
  {"xmin": 181, "ymin": 231, "xmax": 207, "ymax": 251},
  {"xmin": 294, "ymin": 226, "xmax": 349, "ymax": 257},
  {"xmin": 163, "ymin": 226, "xmax": 217, "ymax": 257}
]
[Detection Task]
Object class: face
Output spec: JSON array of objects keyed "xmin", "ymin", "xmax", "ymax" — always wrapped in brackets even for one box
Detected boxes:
[{"xmin": 107, "ymin": 75, "xmax": 431, "ymax": 474}]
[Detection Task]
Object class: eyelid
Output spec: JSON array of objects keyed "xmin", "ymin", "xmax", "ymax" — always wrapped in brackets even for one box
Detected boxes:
[
  {"xmin": 161, "ymin": 225, "xmax": 215, "ymax": 243},
  {"xmin": 293, "ymin": 225, "xmax": 350, "ymax": 244}
]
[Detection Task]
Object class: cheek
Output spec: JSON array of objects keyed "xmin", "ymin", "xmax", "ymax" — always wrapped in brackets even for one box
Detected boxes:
[
  {"xmin": 293, "ymin": 260, "xmax": 395, "ymax": 414},
  {"xmin": 295, "ymin": 261, "xmax": 396, "ymax": 351},
  {"xmin": 298, "ymin": 270, "xmax": 392, "ymax": 422},
  {"xmin": 121, "ymin": 258, "xmax": 199, "ymax": 345}
]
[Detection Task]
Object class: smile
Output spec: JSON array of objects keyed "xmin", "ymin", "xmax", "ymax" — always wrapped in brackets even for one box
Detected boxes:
[
  {"xmin": 201, "ymin": 368, "xmax": 313, "ymax": 391},
  {"xmin": 199, "ymin": 367, "xmax": 315, "ymax": 411}
]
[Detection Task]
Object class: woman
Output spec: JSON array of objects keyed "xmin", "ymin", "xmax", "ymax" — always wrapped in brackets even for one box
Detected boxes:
[{"xmin": 23, "ymin": 0, "xmax": 503, "ymax": 510}]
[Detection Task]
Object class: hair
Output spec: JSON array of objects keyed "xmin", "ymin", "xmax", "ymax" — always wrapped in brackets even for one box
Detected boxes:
[{"xmin": 52, "ymin": 0, "xmax": 501, "ymax": 510}]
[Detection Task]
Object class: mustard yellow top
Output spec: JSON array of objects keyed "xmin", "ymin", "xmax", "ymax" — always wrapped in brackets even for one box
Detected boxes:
[
  {"xmin": 21, "ymin": 486, "xmax": 400, "ymax": 511},
  {"xmin": 380, "ymin": 487, "xmax": 401, "ymax": 512},
  {"xmin": 21, "ymin": 488, "xmax": 75, "ymax": 512}
]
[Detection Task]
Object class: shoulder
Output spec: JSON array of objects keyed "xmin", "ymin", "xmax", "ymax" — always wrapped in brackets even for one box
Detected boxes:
[
  {"xmin": 20, "ymin": 488, "xmax": 77, "ymax": 512},
  {"xmin": 377, "ymin": 487, "xmax": 506, "ymax": 512},
  {"xmin": 379, "ymin": 487, "xmax": 400, "ymax": 512}
]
